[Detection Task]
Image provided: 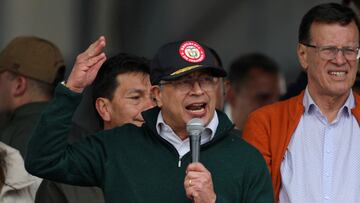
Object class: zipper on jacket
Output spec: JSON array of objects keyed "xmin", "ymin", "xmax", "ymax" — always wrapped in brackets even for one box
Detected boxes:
[{"xmin": 148, "ymin": 128, "xmax": 184, "ymax": 167}]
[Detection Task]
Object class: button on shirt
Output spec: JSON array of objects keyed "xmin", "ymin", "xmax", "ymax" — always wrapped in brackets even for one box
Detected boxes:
[
  {"xmin": 156, "ymin": 112, "xmax": 218, "ymax": 159},
  {"xmin": 279, "ymin": 88, "xmax": 360, "ymax": 203}
]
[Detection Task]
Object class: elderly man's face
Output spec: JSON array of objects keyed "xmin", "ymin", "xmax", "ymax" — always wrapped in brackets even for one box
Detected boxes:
[
  {"xmin": 298, "ymin": 21, "xmax": 359, "ymax": 97},
  {"xmin": 154, "ymin": 70, "xmax": 219, "ymax": 135}
]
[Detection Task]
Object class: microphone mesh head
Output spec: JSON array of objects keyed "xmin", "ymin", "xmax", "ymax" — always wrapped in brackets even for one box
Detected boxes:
[{"xmin": 186, "ymin": 118, "xmax": 205, "ymax": 136}]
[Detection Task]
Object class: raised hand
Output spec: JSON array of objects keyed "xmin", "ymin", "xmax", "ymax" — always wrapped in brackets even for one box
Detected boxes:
[
  {"xmin": 66, "ymin": 36, "xmax": 107, "ymax": 93},
  {"xmin": 184, "ymin": 163, "xmax": 216, "ymax": 203}
]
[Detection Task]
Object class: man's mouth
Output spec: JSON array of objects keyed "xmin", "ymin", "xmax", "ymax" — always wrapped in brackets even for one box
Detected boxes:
[
  {"xmin": 328, "ymin": 70, "xmax": 347, "ymax": 77},
  {"xmin": 185, "ymin": 103, "xmax": 207, "ymax": 115}
]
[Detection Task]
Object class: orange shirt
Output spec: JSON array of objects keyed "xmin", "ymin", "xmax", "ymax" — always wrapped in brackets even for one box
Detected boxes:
[{"xmin": 243, "ymin": 91, "xmax": 360, "ymax": 202}]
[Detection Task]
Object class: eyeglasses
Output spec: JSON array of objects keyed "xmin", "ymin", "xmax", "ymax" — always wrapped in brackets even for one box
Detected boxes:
[
  {"xmin": 159, "ymin": 76, "xmax": 219, "ymax": 92},
  {"xmin": 301, "ymin": 42, "xmax": 360, "ymax": 61}
]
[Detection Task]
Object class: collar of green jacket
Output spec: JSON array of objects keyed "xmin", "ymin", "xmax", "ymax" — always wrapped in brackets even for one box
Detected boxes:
[{"xmin": 141, "ymin": 106, "xmax": 236, "ymax": 143}]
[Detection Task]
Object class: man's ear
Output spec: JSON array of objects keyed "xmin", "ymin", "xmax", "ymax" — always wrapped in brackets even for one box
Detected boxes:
[
  {"xmin": 151, "ymin": 86, "xmax": 162, "ymax": 107},
  {"xmin": 95, "ymin": 97, "xmax": 112, "ymax": 122},
  {"xmin": 12, "ymin": 75, "xmax": 27, "ymax": 97},
  {"xmin": 297, "ymin": 43, "xmax": 309, "ymax": 72}
]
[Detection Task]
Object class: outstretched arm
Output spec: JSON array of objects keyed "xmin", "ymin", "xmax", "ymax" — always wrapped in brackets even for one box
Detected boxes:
[{"xmin": 25, "ymin": 37, "xmax": 108, "ymax": 187}]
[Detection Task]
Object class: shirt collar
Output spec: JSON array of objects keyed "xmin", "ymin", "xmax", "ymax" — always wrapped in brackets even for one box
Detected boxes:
[
  {"xmin": 156, "ymin": 111, "xmax": 218, "ymax": 141},
  {"xmin": 303, "ymin": 87, "xmax": 354, "ymax": 116}
]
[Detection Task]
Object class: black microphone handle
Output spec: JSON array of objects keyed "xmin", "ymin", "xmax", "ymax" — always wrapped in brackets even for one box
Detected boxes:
[{"xmin": 190, "ymin": 134, "xmax": 201, "ymax": 163}]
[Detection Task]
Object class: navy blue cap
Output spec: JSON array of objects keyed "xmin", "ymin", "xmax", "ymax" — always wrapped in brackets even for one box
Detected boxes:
[{"xmin": 150, "ymin": 40, "xmax": 227, "ymax": 85}]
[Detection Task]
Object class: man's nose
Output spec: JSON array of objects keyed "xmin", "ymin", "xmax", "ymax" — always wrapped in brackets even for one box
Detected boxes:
[
  {"xmin": 189, "ymin": 81, "xmax": 205, "ymax": 95},
  {"xmin": 333, "ymin": 49, "xmax": 347, "ymax": 65}
]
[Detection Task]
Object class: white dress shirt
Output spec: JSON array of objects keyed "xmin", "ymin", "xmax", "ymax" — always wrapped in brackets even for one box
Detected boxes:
[
  {"xmin": 156, "ymin": 111, "xmax": 218, "ymax": 167},
  {"xmin": 279, "ymin": 88, "xmax": 360, "ymax": 203}
]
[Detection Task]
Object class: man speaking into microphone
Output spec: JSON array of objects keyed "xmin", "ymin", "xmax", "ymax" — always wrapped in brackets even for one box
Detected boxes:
[{"xmin": 25, "ymin": 37, "xmax": 273, "ymax": 202}]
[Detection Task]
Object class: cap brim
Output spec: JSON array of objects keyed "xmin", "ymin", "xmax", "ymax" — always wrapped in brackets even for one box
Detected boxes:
[{"xmin": 161, "ymin": 65, "xmax": 227, "ymax": 81}]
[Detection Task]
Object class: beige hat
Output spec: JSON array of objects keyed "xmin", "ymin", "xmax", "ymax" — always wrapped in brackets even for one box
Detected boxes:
[{"xmin": 0, "ymin": 36, "xmax": 64, "ymax": 84}]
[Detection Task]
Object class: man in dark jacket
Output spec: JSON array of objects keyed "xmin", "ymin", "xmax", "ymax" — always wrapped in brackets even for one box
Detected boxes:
[
  {"xmin": 35, "ymin": 53, "xmax": 155, "ymax": 203},
  {"xmin": 25, "ymin": 36, "xmax": 273, "ymax": 203}
]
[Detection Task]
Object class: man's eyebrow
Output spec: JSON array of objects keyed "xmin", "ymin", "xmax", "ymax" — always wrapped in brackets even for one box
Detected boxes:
[{"xmin": 126, "ymin": 89, "xmax": 146, "ymax": 94}]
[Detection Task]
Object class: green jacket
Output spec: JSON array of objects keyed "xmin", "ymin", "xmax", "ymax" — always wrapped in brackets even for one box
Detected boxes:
[{"xmin": 26, "ymin": 84, "xmax": 273, "ymax": 203}]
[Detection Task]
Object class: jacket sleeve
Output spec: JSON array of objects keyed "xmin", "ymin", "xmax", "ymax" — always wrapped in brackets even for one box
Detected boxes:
[
  {"xmin": 25, "ymin": 84, "xmax": 107, "ymax": 187},
  {"xmin": 242, "ymin": 111, "xmax": 272, "ymax": 173}
]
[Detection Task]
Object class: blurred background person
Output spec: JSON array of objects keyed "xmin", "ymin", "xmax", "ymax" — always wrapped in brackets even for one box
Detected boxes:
[
  {"xmin": 35, "ymin": 53, "xmax": 155, "ymax": 203},
  {"xmin": 225, "ymin": 53, "xmax": 281, "ymax": 130},
  {"xmin": 0, "ymin": 36, "xmax": 65, "ymax": 157}
]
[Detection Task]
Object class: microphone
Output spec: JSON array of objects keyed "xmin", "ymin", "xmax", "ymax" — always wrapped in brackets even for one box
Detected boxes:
[{"xmin": 186, "ymin": 118, "xmax": 205, "ymax": 163}]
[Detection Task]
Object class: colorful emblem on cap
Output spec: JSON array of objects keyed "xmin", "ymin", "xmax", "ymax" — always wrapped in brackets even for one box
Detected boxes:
[{"xmin": 179, "ymin": 41, "xmax": 205, "ymax": 63}]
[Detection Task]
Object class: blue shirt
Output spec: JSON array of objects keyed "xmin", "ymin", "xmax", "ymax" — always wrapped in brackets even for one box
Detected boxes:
[{"xmin": 279, "ymin": 88, "xmax": 360, "ymax": 203}]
